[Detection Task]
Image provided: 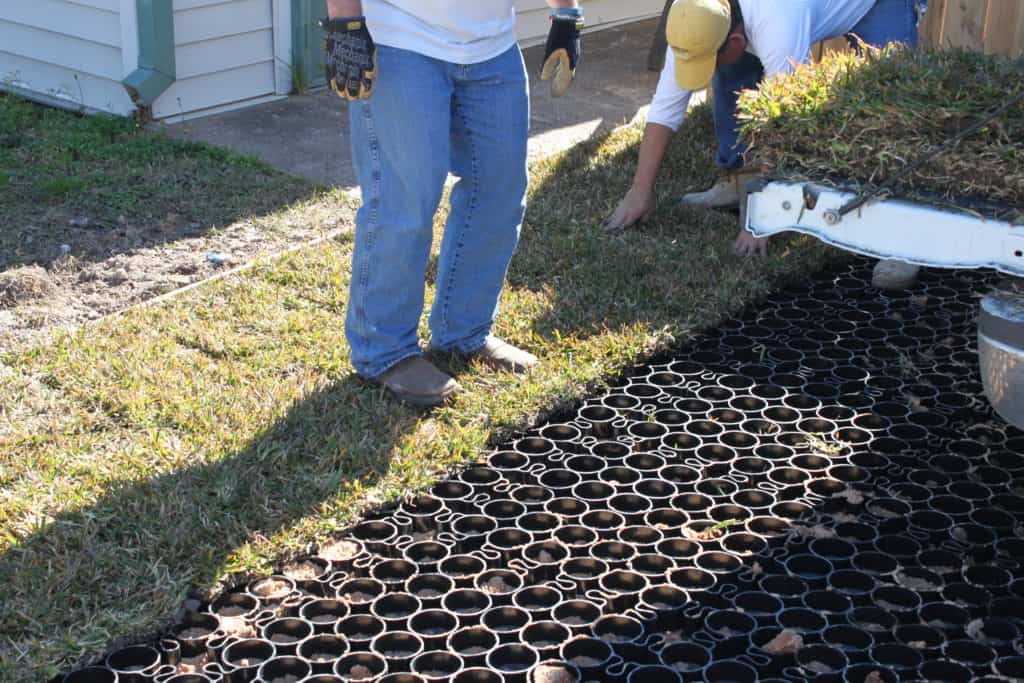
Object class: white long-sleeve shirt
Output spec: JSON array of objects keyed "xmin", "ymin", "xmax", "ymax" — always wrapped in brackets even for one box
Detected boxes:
[{"xmin": 647, "ymin": 0, "xmax": 876, "ymax": 131}]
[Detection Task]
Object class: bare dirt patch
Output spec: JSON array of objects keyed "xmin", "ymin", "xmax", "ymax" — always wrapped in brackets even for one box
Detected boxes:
[
  {"xmin": 0, "ymin": 202, "xmax": 353, "ymax": 350},
  {"xmin": 0, "ymin": 91, "xmax": 355, "ymax": 351}
]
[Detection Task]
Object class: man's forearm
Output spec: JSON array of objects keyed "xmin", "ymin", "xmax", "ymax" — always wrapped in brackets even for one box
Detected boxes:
[
  {"xmin": 546, "ymin": 0, "xmax": 580, "ymax": 8},
  {"xmin": 327, "ymin": 0, "xmax": 362, "ymax": 17},
  {"xmin": 632, "ymin": 123, "xmax": 674, "ymax": 192}
]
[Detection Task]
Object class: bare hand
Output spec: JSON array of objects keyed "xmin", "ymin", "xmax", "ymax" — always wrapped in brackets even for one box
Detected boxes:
[
  {"xmin": 604, "ymin": 187, "xmax": 654, "ymax": 232},
  {"xmin": 733, "ymin": 228, "xmax": 768, "ymax": 257}
]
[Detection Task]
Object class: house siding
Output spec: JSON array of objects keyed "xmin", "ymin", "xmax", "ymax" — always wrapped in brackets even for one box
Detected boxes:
[
  {"xmin": 0, "ymin": 0, "xmax": 135, "ymax": 115},
  {"xmin": 1, "ymin": 0, "xmax": 660, "ymax": 120},
  {"xmin": 514, "ymin": 0, "xmax": 665, "ymax": 45},
  {"xmin": 152, "ymin": 0, "xmax": 278, "ymax": 120}
]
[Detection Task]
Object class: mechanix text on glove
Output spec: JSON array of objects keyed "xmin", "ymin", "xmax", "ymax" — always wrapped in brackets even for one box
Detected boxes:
[{"xmin": 322, "ymin": 16, "xmax": 377, "ymax": 101}]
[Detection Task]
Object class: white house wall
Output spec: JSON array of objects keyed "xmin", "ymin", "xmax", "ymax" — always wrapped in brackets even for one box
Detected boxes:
[
  {"xmin": 0, "ymin": 0, "xmax": 135, "ymax": 115},
  {"xmin": 0, "ymin": 0, "xmax": 662, "ymax": 120},
  {"xmin": 152, "ymin": 0, "xmax": 278, "ymax": 120},
  {"xmin": 514, "ymin": 0, "xmax": 665, "ymax": 46}
]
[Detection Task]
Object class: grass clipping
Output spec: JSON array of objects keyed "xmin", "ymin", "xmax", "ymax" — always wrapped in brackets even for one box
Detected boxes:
[{"xmin": 737, "ymin": 45, "xmax": 1024, "ymax": 218}]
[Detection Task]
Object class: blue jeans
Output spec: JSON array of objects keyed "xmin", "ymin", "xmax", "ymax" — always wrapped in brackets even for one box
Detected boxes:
[
  {"xmin": 346, "ymin": 44, "xmax": 529, "ymax": 378},
  {"xmin": 713, "ymin": 0, "xmax": 919, "ymax": 169}
]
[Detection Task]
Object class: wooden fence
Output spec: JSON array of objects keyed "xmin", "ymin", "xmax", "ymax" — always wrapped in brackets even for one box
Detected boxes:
[
  {"xmin": 812, "ymin": 0, "xmax": 1024, "ymax": 61},
  {"xmin": 918, "ymin": 0, "xmax": 1024, "ymax": 55}
]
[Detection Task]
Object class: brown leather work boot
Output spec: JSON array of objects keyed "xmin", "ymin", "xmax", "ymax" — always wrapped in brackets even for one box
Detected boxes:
[
  {"xmin": 374, "ymin": 355, "xmax": 463, "ymax": 408},
  {"xmin": 468, "ymin": 336, "xmax": 539, "ymax": 374}
]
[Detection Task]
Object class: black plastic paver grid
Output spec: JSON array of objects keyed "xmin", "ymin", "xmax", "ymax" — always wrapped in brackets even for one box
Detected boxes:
[{"xmin": 64, "ymin": 260, "xmax": 1024, "ymax": 683}]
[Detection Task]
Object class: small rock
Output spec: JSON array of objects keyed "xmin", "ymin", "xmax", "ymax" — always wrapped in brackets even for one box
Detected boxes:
[
  {"xmin": 533, "ymin": 663, "xmax": 577, "ymax": 683},
  {"xmin": 894, "ymin": 571, "xmax": 939, "ymax": 592},
  {"xmin": 347, "ymin": 665, "xmax": 372, "ymax": 680},
  {"xmin": 791, "ymin": 523, "xmax": 836, "ymax": 539},
  {"xmin": 965, "ymin": 618, "xmax": 987, "ymax": 641},
  {"xmin": 804, "ymin": 660, "xmax": 833, "ymax": 674},
  {"xmin": 761, "ymin": 629, "xmax": 804, "ymax": 655},
  {"xmin": 836, "ymin": 488, "xmax": 864, "ymax": 505},
  {"xmin": 104, "ymin": 268, "xmax": 130, "ymax": 285},
  {"xmin": 69, "ymin": 216, "xmax": 89, "ymax": 228},
  {"xmin": 480, "ymin": 575, "xmax": 515, "ymax": 594},
  {"xmin": 206, "ymin": 252, "xmax": 230, "ymax": 266},
  {"xmin": 282, "ymin": 560, "xmax": 323, "ymax": 580},
  {"xmin": 319, "ymin": 539, "xmax": 360, "ymax": 561}
]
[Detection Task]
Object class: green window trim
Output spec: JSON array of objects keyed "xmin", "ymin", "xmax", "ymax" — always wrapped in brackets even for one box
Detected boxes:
[{"xmin": 122, "ymin": 0, "xmax": 176, "ymax": 107}]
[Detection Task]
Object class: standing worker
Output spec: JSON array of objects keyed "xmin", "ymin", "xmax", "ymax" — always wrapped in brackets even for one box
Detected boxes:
[
  {"xmin": 324, "ymin": 0, "xmax": 583, "ymax": 406},
  {"xmin": 604, "ymin": 0, "xmax": 921, "ymax": 289}
]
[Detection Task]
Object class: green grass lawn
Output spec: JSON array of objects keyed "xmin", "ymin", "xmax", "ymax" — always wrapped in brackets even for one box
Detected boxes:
[{"xmin": 0, "ymin": 100, "xmax": 841, "ymax": 681}]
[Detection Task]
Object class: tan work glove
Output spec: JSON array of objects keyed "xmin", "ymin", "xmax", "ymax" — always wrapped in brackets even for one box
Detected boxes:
[{"xmin": 541, "ymin": 9, "xmax": 583, "ymax": 97}]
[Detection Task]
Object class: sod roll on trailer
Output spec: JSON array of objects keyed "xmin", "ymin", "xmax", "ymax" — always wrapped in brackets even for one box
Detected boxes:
[{"xmin": 737, "ymin": 44, "xmax": 1024, "ymax": 222}]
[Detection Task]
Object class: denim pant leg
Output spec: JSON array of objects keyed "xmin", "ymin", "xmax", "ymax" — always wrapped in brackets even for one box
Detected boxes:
[
  {"xmin": 849, "ymin": 0, "xmax": 919, "ymax": 48},
  {"xmin": 428, "ymin": 46, "xmax": 530, "ymax": 352},
  {"xmin": 712, "ymin": 51, "xmax": 765, "ymax": 169},
  {"xmin": 346, "ymin": 46, "xmax": 454, "ymax": 378}
]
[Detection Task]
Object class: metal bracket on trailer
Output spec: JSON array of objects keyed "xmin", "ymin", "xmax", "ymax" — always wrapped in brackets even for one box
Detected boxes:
[{"xmin": 745, "ymin": 181, "xmax": 1024, "ymax": 278}]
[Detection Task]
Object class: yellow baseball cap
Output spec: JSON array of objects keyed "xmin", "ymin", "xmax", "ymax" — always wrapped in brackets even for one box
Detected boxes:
[{"xmin": 665, "ymin": 0, "xmax": 732, "ymax": 90}]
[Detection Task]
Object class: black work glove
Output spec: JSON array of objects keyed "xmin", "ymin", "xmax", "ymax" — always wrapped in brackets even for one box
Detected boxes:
[
  {"xmin": 322, "ymin": 16, "xmax": 377, "ymax": 101},
  {"xmin": 541, "ymin": 9, "xmax": 583, "ymax": 97}
]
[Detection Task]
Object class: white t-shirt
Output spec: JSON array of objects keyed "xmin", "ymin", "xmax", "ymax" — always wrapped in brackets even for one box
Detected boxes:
[
  {"xmin": 364, "ymin": 0, "xmax": 519, "ymax": 65},
  {"xmin": 647, "ymin": 0, "xmax": 876, "ymax": 131}
]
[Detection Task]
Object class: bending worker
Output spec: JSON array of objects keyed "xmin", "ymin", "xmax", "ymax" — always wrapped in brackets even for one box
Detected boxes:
[
  {"xmin": 604, "ymin": 0, "xmax": 921, "ymax": 289},
  {"xmin": 324, "ymin": 0, "xmax": 583, "ymax": 407}
]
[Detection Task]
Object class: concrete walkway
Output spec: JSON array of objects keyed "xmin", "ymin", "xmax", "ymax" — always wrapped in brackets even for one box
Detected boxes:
[{"xmin": 162, "ymin": 19, "xmax": 680, "ymax": 188}]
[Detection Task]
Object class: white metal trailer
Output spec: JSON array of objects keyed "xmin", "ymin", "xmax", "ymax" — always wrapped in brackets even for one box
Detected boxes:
[{"xmin": 745, "ymin": 180, "xmax": 1024, "ymax": 429}]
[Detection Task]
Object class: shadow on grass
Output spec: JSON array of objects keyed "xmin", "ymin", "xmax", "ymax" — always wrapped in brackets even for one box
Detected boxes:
[{"xmin": 0, "ymin": 372, "xmax": 422, "ymax": 680}]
